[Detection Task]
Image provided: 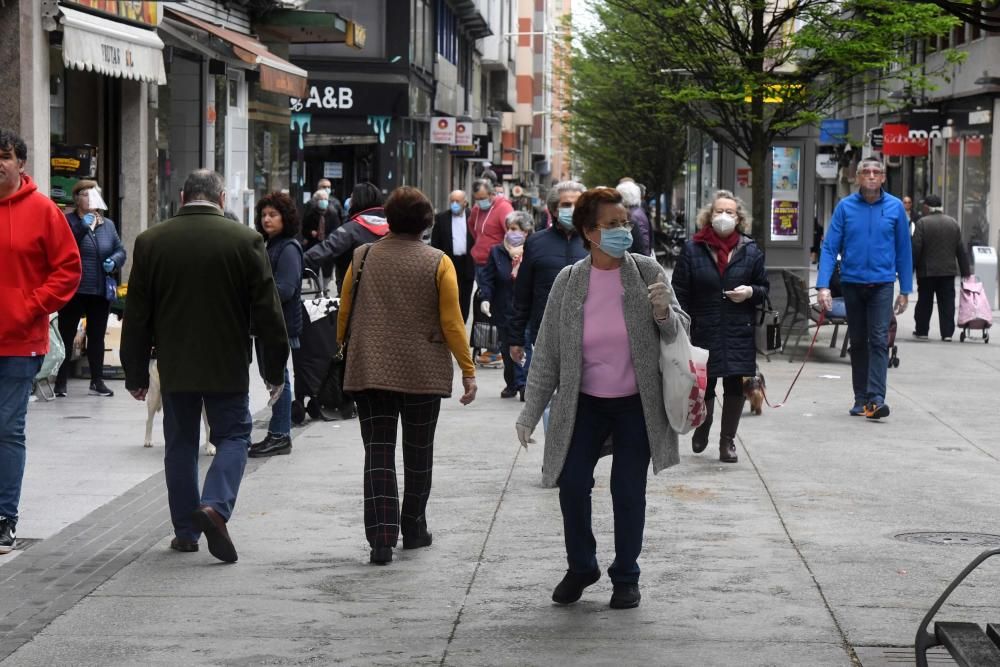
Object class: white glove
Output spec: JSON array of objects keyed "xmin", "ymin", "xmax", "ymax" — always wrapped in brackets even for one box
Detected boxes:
[
  {"xmin": 481, "ymin": 300, "xmax": 492, "ymax": 317},
  {"xmin": 647, "ymin": 282, "xmax": 671, "ymax": 321},
  {"xmin": 725, "ymin": 285, "xmax": 753, "ymax": 303},
  {"xmin": 266, "ymin": 382, "xmax": 285, "ymax": 408},
  {"xmin": 516, "ymin": 423, "xmax": 534, "ymax": 449}
]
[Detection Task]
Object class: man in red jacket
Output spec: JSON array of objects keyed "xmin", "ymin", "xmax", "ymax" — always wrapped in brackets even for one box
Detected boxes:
[{"xmin": 0, "ymin": 129, "xmax": 82, "ymax": 554}]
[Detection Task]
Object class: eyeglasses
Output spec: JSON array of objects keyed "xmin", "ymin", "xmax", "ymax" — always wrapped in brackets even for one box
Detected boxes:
[
  {"xmin": 859, "ymin": 169, "xmax": 884, "ymax": 176},
  {"xmin": 597, "ymin": 220, "xmax": 633, "ymax": 231}
]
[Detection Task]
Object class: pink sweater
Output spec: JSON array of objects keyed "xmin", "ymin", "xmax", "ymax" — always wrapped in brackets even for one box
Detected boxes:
[{"xmin": 580, "ymin": 266, "xmax": 639, "ymax": 397}]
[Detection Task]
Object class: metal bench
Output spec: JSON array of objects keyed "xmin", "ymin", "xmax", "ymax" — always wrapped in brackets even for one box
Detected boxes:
[
  {"xmin": 916, "ymin": 548, "xmax": 1000, "ymax": 667},
  {"xmin": 780, "ymin": 270, "xmax": 849, "ymax": 359}
]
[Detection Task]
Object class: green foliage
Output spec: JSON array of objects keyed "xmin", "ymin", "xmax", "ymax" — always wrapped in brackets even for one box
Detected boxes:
[
  {"xmin": 563, "ymin": 10, "xmax": 687, "ymax": 194},
  {"xmin": 577, "ymin": 0, "xmax": 962, "ymax": 238}
]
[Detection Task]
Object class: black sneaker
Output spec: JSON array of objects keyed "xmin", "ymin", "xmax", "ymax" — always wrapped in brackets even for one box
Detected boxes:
[
  {"xmin": 0, "ymin": 517, "xmax": 15, "ymax": 554},
  {"xmin": 552, "ymin": 569, "xmax": 601, "ymax": 604},
  {"xmin": 248, "ymin": 433, "xmax": 291, "ymax": 458},
  {"xmin": 864, "ymin": 402, "xmax": 890, "ymax": 420},
  {"xmin": 54, "ymin": 382, "xmax": 67, "ymax": 397},
  {"xmin": 89, "ymin": 380, "xmax": 114, "ymax": 397},
  {"xmin": 609, "ymin": 583, "xmax": 641, "ymax": 609}
]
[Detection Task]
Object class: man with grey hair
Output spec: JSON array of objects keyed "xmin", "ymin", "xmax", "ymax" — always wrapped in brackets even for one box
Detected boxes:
[
  {"xmin": 431, "ymin": 189, "xmax": 476, "ymax": 322},
  {"xmin": 509, "ymin": 180, "xmax": 588, "ymax": 365},
  {"xmin": 911, "ymin": 194, "xmax": 970, "ymax": 341},
  {"xmin": 817, "ymin": 158, "xmax": 912, "ymax": 420},
  {"xmin": 122, "ymin": 168, "xmax": 289, "ymax": 563},
  {"xmin": 616, "ymin": 179, "xmax": 651, "ymax": 255}
]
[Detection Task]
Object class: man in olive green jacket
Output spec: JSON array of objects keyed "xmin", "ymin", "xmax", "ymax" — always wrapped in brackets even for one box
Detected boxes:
[{"xmin": 121, "ymin": 169, "xmax": 288, "ymax": 563}]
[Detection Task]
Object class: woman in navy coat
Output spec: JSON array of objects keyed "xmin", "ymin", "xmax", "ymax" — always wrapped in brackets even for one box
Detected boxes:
[
  {"xmin": 671, "ymin": 190, "xmax": 769, "ymax": 463},
  {"xmin": 478, "ymin": 211, "xmax": 535, "ymax": 400}
]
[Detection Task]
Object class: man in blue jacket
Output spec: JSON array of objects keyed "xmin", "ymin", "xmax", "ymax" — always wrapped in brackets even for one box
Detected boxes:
[
  {"xmin": 817, "ymin": 159, "xmax": 912, "ymax": 420},
  {"xmin": 509, "ymin": 181, "xmax": 587, "ymax": 366}
]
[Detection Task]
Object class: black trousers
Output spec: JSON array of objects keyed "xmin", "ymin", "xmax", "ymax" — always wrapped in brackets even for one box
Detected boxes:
[
  {"xmin": 914, "ymin": 275, "xmax": 957, "ymax": 338},
  {"xmin": 355, "ymin": 390, "xmax": 441, "ymax": 549},
  {"xmin": 56, "ymin": 293, "xmax": 111, "ymax": 384},
  {"xmin": 705, "ymin": 375, "xmax": 743, "ymax": 400}
]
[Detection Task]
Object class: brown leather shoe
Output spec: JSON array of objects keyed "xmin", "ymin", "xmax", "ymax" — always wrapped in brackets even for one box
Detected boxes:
[
  {"xmin": 170, "ymin": 537, "xmax": 199, "ymax": 553},
  {"xmin": 192, "ymin": 505, "xmax": 238, "ymax": 563}
]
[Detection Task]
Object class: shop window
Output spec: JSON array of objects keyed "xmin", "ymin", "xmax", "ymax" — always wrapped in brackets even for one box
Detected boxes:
[
  {"xmin": 49, "ymin": 47, "xmax": 66, "ymax": 144},
  {"xmin": 962, "ymin": 135, "xmax": 991, "ymax": 250},
  {"xmin": 229, "ymin": 77, "xmax": 238, "ymax": 109}
]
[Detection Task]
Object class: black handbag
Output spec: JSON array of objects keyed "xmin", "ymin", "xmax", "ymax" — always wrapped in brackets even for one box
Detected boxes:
[
  {"xmin": 755, "ymin": 295, "xmax": 782, "ymax": 355},
  {"xmin": 470, "ymin": 321, "xmax": 500, "ymax": 352}
]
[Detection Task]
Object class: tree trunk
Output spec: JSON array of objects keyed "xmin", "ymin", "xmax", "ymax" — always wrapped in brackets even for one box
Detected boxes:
[{"xmin": 749, "ymin": 123, "xmax": 768, "ymax": 246}]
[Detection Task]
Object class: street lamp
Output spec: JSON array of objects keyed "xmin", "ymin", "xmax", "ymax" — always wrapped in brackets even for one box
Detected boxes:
[{"xmin": 974, "ymin": 73, "xmax": 1000, "ymax": 86}]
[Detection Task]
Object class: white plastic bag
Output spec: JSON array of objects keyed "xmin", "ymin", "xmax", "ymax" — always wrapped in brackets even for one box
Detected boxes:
[
  {"xmin": 36, "ymin": 314, "xmax": 66, "ymax": 381},
  {"xmin": 659, "ymin": 325, "xmax": 709, "ymax": 434}
]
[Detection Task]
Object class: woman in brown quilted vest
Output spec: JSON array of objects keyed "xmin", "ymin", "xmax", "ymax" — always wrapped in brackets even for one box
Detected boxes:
[{"xmin": 337, "ymin": 186, "xmax": 478, "ymax": 566}]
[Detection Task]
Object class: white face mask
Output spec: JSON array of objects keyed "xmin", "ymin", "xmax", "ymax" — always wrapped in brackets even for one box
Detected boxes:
[{"xmin": 711, "ymin": 213, "xmax": 737, "ymax": 236}]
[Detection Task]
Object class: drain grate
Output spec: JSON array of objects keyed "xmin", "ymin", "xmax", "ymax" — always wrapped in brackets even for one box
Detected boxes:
[
  {"xmin": 894, "ymin": 532, "xmax": 1000, "ymax": 547},
  {"xmin": 63, "ymin": 415, "xmax": 91, "ymax": 420}
]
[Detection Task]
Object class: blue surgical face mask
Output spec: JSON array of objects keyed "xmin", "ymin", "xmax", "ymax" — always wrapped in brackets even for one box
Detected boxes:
[
  {"xmin": 594, "ymin": 227, "xmax": 633, "ymax": 258},
  {"xmin": 557, "ymin": 207, "xmax": 574, "ymax": 229},
  {"xmin": 344, "ymin": 197, "xmax": 352, "ymax": 215},
  {"xmin": 317, "ymin": 199, "xmax": 330, "ymax": 210},
  {"xmin": 477, "ymin": 199, "xmax": 492, "ymax": 211},
  {"xmin": 505, "ymin": 230, "xmax": 526, "ymax": 247},
  {"xmin": 450, "ymin": 202, "xmax": 463, "ymax": 216}
]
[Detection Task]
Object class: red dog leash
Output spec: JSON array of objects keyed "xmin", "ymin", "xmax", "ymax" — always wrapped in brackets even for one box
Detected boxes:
[{"xmin": 760, "ymin": 311, "xmax": 826, "ymax": 409}]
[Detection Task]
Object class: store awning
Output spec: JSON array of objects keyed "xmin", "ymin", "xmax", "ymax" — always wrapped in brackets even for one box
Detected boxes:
[
  {"xmin": 165, "ymin": 9, "xmax": 308, "ymax": 97},
  {"xmin": 60, "ymin": 5, "xmax": 166, "ymax": 84},
  {"xmin": 253, "ymin": 9, "xmax": 363, "ymax": 48}
]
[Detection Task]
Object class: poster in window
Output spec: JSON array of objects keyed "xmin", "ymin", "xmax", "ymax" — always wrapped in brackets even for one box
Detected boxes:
[{"xmin": 770, "ymin": 146, "xmax": 801, "ymax": 241}]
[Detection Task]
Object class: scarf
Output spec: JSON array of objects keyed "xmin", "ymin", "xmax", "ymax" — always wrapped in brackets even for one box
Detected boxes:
[
  {"xmin": 693, "ymin": 225, "xmax": 740, "ymax": 275},
  {"xmin": 504, "ymin": 241, "xmax": 525, "ymax": 279}
]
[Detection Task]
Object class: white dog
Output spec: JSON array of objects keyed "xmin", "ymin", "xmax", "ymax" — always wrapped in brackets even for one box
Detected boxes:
[{"xmin": 145, "ymin": 359, "xmax": 215, "ymax": 455}]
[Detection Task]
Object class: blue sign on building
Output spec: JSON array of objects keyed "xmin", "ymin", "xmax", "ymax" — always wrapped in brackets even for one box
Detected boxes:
[{"xmin": 820, "ymin": 119, "xmax": 849, "ymax": 145}]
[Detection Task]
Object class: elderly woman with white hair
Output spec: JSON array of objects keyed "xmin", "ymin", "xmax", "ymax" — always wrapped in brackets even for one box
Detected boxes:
[
  {"xmin": 616, "ymin": 179, "xmax": 651, "ymax": 256},
  {"xmin": 478, "ymin": 210, "xmax": 536, "ymax": 400},
  {"xmin": 671, "ymin": 190, "xmax": 769, "ymax": 463}
]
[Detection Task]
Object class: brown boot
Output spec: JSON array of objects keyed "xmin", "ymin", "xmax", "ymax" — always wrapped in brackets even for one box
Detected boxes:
[
  {"xmin": 719, "ymin": 394, "xmax": 745, "ymax": 463},
  {"xmin": 691, "ymin": 400, "xmax": 714, "ymax": 453}
]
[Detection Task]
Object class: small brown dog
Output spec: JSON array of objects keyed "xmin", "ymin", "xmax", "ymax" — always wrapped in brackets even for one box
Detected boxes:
[{"xmin": 743, "ymin": 372, "xmax": 766, "ymax": 415}]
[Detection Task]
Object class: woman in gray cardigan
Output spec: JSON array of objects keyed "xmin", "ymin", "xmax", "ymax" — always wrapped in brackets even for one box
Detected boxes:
[{"xmin": 515, "ymin": 187, "xmax": 688, "ymax": 610}]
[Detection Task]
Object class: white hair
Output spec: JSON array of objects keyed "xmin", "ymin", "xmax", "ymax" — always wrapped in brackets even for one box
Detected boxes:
[{"xmin": 616, "ymin": 181, "xmax": 642, "ymax": 207}]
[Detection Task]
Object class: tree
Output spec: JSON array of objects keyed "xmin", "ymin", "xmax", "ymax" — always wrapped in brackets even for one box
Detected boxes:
[
  {"xmin": 592, "ymin": 0, "xmax": 963, "ymax": 242},
  {"xmin": 563, "ymin": 12, "xmax": 687, "ymax": 215}
]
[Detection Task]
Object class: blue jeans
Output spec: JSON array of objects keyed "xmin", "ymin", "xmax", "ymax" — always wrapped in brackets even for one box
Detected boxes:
[
  {"xmin": 0, "ymin": 356, "xmax": 43, "ymax": 521},
  {"xmin": 162, "ymin": 391, "xmax": 251, "ymax": 541},
  {"xmin": 841, "ymin": 282, "xmax": 894, "ymax": 405},
  {"xmin": 558, "ymin": 393, "xmax": 651, "ymax": 584},
  {"xmin": 267, "ymin": 367, "xmax": 292, "ymax": 435}
]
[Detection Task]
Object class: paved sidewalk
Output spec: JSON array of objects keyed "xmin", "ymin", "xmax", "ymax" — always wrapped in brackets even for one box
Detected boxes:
[{"xmin": 3, "ymin": 298, "xmax": 1000, "ymax": 665}]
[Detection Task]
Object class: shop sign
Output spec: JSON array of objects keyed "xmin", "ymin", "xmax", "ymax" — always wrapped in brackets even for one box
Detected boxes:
[
  {"xmin": 289, "ymin": 82, "xmax": 408, "ymax": 117},
  {"xmin": 770, "ymin": 146, "xmax": 800, "ymax": 242},
  {"xmin": 869, "ymin": 127, "xmax": 884, "ymax": 150},
  {"xmin": 454, "ymin": 121, "xmax": 473, "ymax": 145},
  {"xmin": 882, "ymin": 123, "xmax": 928, "ymax": 157},
  {"xmin": 431, "ymin": 117, "xmax": 456, "ymax": 144},
  {"xmin": 968, "ymin": 109, "xmax": 992, "ymax": 126},
  {"xmin": 451, "ymin": 135, "xmax": 490, "ymax": 158},
  {"xmin": 819, "ymin": 119, "xmax": 848, "ymax": 145},
  {"xmin": 63, "ymin": 0, "xmax": 162, "ymax": 27},
  {"xmin": 816, "ymin": 153, "xmax": 838, "ymax": 180}
]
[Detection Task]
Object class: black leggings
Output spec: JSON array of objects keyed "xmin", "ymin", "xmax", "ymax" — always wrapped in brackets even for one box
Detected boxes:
[
  {"xmin": 705, "ymin": 375, "xmax": 743, "ymax": 400},
  {"xmin": 56, "ymin": 293, "xmax": 111, "ymax": 383}
]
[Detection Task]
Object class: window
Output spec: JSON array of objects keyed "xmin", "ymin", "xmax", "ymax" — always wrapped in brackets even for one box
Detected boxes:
[
  {"xmin": 953, "ymin": 23, "xmax": 966, "ymax": 45},
  {"xmin": 437, "ymin": 0, "xmax": 458, "ymax": 64},
  {"xmin": 411, "ymin": 0, "xmax": 434, "ymax": 71}
]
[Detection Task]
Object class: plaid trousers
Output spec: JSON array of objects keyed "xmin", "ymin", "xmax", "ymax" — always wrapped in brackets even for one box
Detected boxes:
[{"xmin": 355, "ymin": 390, "xmax": 441, "ymax": 549}]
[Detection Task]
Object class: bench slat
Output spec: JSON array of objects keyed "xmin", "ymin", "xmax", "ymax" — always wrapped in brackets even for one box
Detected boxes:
[{"xmin": 937, "ymin": 622, "xmax": 1000, "ymax": 667}]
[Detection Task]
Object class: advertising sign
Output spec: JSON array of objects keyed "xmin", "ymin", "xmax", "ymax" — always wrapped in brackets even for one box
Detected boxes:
[
  {"xmin": 454, "ymin": 121, "xmax": 473, "ymax": 145},
  {"xmin": 63, "ymin": 0, "xmax": 162, "ymax": 26},
  {"xmin": 430, "ymin": 117, "xmax": 456, "ymax": 144},
  {"xmin": 770, "ymin": 146, "xmax": 800, "ymax": 241}
]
